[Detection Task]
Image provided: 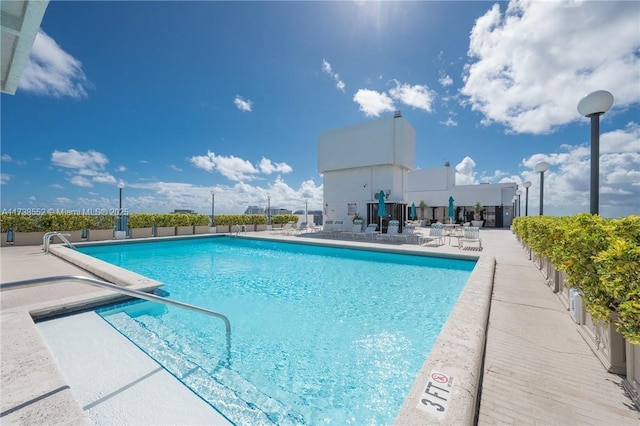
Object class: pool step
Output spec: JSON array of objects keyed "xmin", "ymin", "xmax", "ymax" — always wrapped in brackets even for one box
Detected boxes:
[{"xmin": 102, "ymin": 312, "xmax": 305, "ymax": 425}]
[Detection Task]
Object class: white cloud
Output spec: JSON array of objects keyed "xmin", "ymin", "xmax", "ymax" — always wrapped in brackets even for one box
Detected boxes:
[
  {"xmin": 234, "ymin": 95, "xmax": 253, "ymax": 112},
  {"xmin": 1, "ymin": 173, "xmax": 10, "ymax": 185},
  {"xmin": 19, "ymin": 30, "xmax": 90, "ymax": 98},
  {"xmin": 439, "ymin": 73, "xmax": 453, "ymax": 87},
  {"xmin": 353, "ymin": 89, "xmax": 395, "ymax": 117},
  {"xmin": 322, "ymin": 59, "xmax": 346, "ymax": 92},
  {"xmin": 440, "ymin": 117, "xmax": 458, "ymax": 127},
  {"xmin": 388, "ymin": 80, "xmax": 436, "ymax": 112},
  {"xmin": 116, "ymin": 166, "xmax": 126, "ymax": 172},
  {"xmin": 1, "ymin": 154, "xmax": 12, "ymax": 162},
  {"xmin": 50, "ymin": 149, "xmax": 117, "ymax": 187},
  {"xmin": 461, "ymin": 1, "xmax": 640, "ymax": 134},
  {"xmin": 190, "ymin": 151, "xmax": 258, "ymax": 181},
  {"xmin": 169, "ymin": 164, "xmax": 183, "ymax": 172},
  {"xmin": 258, "ymin": 157, "xmax": 293, "ymax": 175},
  {"xmin": 190, "ymin": 152, "xmax": 294, "ymax": 182},
  {"xmin": 454, "ymin": 156, "xmax": 478, "ymax": 185}
]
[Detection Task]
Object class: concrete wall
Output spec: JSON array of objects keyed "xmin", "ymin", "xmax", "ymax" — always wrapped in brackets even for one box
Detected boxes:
[{"xmin": 318, "ymin": 116, "xmax": 415, "ymax": 173}]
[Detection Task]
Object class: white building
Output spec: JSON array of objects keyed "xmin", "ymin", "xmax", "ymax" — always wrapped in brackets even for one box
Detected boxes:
[{"xmin": 318, "ymin": 113, "xmax": 518, "ymax": 230}]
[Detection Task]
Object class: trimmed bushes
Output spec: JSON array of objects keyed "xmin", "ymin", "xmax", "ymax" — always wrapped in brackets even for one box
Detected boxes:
[{"xmin": 513, "ymin": 214, "xmax": 640, "ymax": 344}]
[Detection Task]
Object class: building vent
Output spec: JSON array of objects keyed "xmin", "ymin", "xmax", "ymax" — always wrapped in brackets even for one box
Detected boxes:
[{"xmin": 393, "ymin": 110, "xmax": 402, "ymax": 118}]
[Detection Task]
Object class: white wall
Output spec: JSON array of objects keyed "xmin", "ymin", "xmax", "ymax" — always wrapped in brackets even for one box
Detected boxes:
[{"xmin": 318, "ymin": 116, "xmax": 415, "ymax": 173}]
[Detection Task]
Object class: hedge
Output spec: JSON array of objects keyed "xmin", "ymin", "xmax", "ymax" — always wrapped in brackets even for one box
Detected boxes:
[{"xmin": 512, "ymin": 214, "xmax": 640, "ymax": 344}]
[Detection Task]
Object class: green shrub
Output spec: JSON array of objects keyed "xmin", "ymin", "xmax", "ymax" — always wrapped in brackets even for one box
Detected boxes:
[{"xmin": 513, "ymin": 214, "xmax": 640, "ymax": 343}]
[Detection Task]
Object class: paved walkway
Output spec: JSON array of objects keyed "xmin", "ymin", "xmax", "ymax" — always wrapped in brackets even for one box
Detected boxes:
[
  {"xmin": 1, "ymin": 230, "xmax": 638, "ymax": 424},
  {"xmin": 476, "ymin": 232, "xmax": 639, "ymax": 424}
]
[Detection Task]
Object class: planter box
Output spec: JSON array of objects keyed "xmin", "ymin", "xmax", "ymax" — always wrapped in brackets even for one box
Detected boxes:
[
  {"xmin": 578, "ymin": 311, "xmax": 626, "ymax": 374},
  {"xmin": 215, "ymin": 225, "xmax": 230, "ymax": 233},
  {"xmin": 1, "ymin": 232, "xmax": 12, "ymax": 246},
  {"xmin": 556, "ymin": 270, "xmax": 570, "ymax": 310},
  {"xmin": 63, "ymin": 230, "xmax": 85, "ymax": 243},
  {"xmin": 130, "ymin": 227, "xmax": 153, "ymax": 239},
  {"xmin": 194, "ymin": 225, "xmax": 210, "ymax": 235},
  {"xmin": 209, "ymin": 226, "xmax": 217, "ymax": 234},
  {"xmin": 255, "ymin": 224, "xmax": 267, "ymax": 232},
  {"xmin": 176, "ymin": 226, "xmax": 194, "ymax": 236},
  {"xmin": 471, "ymin": 220, "xmax": 484, "ymax": 227},
  {"xmin": 14, "ymin": 231, "xmax": 46, "ymax": 246},
  {"xmin": 623, "ymin": 342, "xmax": 640, "ymax": 409},
  {"xmin": 155, "ymin": 226, "xmax": 175, "ymax": 237},
  {"xmin": 88, "ymin": 229, "xmax": 114, "ymax": 241}
]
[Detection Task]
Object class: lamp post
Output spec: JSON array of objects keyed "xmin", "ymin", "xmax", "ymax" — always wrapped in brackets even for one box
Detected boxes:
[
  {"xmin": 515, "ymin": 190, "xmax": 522, "ymax": 217},
  {"xmin": 305, "ymin": 199, "xmax": 308, "ymax": 224},
  {"xmin": 535, "ymin": 161, "xmax": 549, "ymax": 216},
  {"xmin": 523, "ymin": 181, "xmax": 531, "ymax": 216},
  {"xmin": 512, "ymin": 196, "xmax": 517, "ymax": 218},
  {"xmin": 577, "ymin": 90, "xmax": 614, "ymax": 215},
  {"xmin": 210, "ymin": 190, "xmax": 215, "ymax": 227},
  {"xmin": 117, "ymin": 182, "xmax": 125, "ymax": 231},
  {"xmin": 267, "ymin": 196, "xmax": 271, "ymax": 226}
]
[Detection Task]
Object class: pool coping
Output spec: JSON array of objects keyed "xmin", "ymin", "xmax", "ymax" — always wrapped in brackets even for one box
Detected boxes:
[{"xmin": 44, "ymin": 233, "xmax": 494, "ymax": 425}]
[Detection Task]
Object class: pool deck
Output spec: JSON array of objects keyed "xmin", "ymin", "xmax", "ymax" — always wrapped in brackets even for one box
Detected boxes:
[{"xmin": 1, "ymin": 229, "xmax": 638, "ymax": 424}]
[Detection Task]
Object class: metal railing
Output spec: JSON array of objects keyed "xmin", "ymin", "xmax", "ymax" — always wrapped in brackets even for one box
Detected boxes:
[
  {"xmin": 42, "ymin": 232, "xmax": 77, "ymax": 253},
  {"xmin": 0, "ymin": 275, "xmax": 231, "ymax": 363}
]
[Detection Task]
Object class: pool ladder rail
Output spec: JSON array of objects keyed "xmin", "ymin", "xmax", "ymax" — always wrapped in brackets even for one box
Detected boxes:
[
  {"xmin": 0, "ymin": 275, "xmax": 232, "ymax": 364},
  {"xmin": 42, "ymin": 231, "xmax": 77, "ymax": 253}
]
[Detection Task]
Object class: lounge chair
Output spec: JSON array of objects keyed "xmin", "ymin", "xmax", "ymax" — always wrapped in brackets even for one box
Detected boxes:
[
  {"xmin": 377, "ymin": 220, "xmax": 400, "ymax": 241},
  {"xmin": 341, "ymin": 220, "xmax": 364, "ymax": 239},
  {"xmin": 271, "ymin": 221, "xmax": 295, "ymax": 234},
  {"xmin": 391, "ymin": 225, "xmax": 417, "ymax": 243},
  {"xmin": 352, "ymin": 223, "xmax": 378, "ymax": 240},
  {"xmin": 419, "ymin": 225, "xmax": 444, "ymax": 246},
  {"xmin": 330, "ymin": 220, "xmax": 345, "ymax": 238},
  {"xmin": 290, "ymin": 222, "xmax": 308, "ymax": 235},
  {"xmin": 458, "ymin": 226, "xmax": 482, "ymax": 250},
  {"xmin": 318, "ymin": 220, "xmax": 335, "ymax": 236}
]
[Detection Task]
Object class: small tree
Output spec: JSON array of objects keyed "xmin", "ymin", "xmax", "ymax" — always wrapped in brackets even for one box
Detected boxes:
[
  {"xmin": 473, "ymin": 202, "xmax": 484, "ymax": 221},
  {"xmin": 419, "ymin": 200, "xmax": 427, "ymax": 220}
]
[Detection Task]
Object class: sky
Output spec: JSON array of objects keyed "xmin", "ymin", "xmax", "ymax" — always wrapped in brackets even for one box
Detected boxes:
[{"xmin": 1, "ymin": 0, "xmax": 639, "ymax": 218}]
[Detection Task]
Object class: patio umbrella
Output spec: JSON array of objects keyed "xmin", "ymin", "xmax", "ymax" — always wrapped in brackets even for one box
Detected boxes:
[
  {"xmin": 410, "ymin": 202, "xmax": 416, "ymax": 220},
  {"xmin": 448, "ymin": 196, "xmax": 455, "ymax": 222},
  {"xmin": 378, "ymin": 190, "xmax": 387, "ymax": 230}
]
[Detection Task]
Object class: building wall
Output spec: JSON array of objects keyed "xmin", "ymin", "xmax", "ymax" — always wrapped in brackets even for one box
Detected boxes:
[{"xmin": 318, "ymin": 116, "xmax": 415, "ymax": 173}]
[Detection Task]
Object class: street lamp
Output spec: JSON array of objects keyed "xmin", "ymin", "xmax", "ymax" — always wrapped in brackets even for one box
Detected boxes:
[
  {"xmin": 535, "ymin": 161, "xmax": 549, "ymax": 216},
  {"xmin": 516, "ymin": 190, "xmax": 522, "ymax": 217},
  {"xmin": 210, "ymin": 190, "xmax": 215, "ymax": 227},
  {"xmin": 577, "ymin": 90, "xmax": 614, "ymax": 215},
  {"xmin": 117, "ymin": 181, "xmax": 125, "ymax": 231},
  {"xmin": 523, "ymin": 181, "xmax": 532, "ymax": 216},
  {"xmin": 267, "ymin": 196, "xmax": 271, "ymax": 226},
  {"xmin": 512, "ymin": 195, "xmax": 517, "ymax": 217},
  {"xmin": 305, "ymin": 199, "xmax": 308, "ymax": 224}
]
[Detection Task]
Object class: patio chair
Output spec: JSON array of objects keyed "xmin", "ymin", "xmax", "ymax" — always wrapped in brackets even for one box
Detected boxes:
[
  {"xmin": 419, "ymin": 225, "xmax": 444, "ymax": 246},
  {"xmin": 391, "ymin": 225, "xmax": 417, "ymax": 243},
  {"xmin": 318, "ymin": 220, "xmax": 335, "ymax": 236},
  {"xmin": 290, "ymin": 222, "xmax": 308, "ymax": 235},
  {"xmin": 330, "ymin": 220, "xmax": 345, "ymax": 238},
  {"xmin": 271, "ymin": 221, "xmax": 295, "ymax": 234},
  {"xmin": 341, "ymin": 220, "xmax": 364, "ymax": 239},
  {"xmin": 352, "ymin": 223, "xmax": 378, "ymax": 240},
  {"xmin": 377, "ymin": 220, "xmax": 400, "ymax": 241},
  {"xmin": 458, "ymin": 226, "xmax": 482, "ymax": 250}
]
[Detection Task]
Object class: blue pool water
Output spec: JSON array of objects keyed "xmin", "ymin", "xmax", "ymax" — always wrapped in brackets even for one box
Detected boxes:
[{"xmin": 81, "ymin": 237, "xmax": 475, "ymax": 425}]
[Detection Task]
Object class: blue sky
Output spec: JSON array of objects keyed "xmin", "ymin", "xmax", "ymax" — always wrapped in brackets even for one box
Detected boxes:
[{"xmin": 2, "ymin": 0, "xmax": 639, "ymax": 218}]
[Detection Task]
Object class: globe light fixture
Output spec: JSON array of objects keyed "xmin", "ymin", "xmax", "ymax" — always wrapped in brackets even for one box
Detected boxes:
[
  {"xmin": 577, "ymin": 90, "xmax": 614, "ymax": 215},
  {"xmin": 523, "ymin": 181, "xmax": 532, "ymax": 216},
  {"xmin": 535, "ymin": 162, "xmax": 549, "ymax": 216}
]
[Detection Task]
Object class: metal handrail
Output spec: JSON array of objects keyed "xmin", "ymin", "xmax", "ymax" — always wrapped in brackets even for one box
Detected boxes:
[
  {"xmin": 0, "ymin": 275, "xmax": 231, "ymax": 364},
  {"xmin": 43, "ymin": 232, "xmax": 77, "ymax": 253}
]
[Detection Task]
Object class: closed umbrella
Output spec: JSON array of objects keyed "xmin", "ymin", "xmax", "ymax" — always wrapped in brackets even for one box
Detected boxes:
[
  {"xmin": 410, "ymin": 203, "xmax": 416, "ymax": 220},
  {"xmin": 448, "ymin": 196, "xmax": 455, "ymax": 223},
  {"xmin": 378, "ymin": 190, "xmax": 387, "ymax": 231}
]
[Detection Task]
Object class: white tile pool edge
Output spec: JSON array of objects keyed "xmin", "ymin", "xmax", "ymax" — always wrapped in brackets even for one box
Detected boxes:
[{"xmin": 48, "ymin": 237, "xmax": 495, "ymax": 425}]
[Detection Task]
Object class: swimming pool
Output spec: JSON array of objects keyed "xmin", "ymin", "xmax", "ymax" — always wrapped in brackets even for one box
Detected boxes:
[{"xmin": 80, "ymin": 237, "xmax": 475, "ymax": 425}]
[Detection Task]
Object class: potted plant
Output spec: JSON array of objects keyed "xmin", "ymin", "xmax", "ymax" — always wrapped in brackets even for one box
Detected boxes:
[{"xmin": 472, "ymin": 202, "xmax": 484, "ymax": 227}]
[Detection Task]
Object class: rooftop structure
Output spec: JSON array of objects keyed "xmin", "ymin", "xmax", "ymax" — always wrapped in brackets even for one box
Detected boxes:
[{"xmin": 1, "ymin": 0, "xmax": 49, "ymax": 95}]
